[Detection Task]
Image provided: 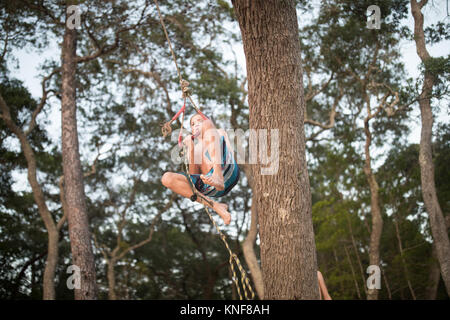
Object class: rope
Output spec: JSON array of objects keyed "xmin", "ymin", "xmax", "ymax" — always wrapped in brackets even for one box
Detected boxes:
[
  {"xmin": 153, "ymin": 0, "xmax": 255, "ymax": 300},
  {"xmin": 153, "ymin": 0, "xmax": 204, "ymax": 113},
  {"xmin": 180, "ymin": 145, "xmax": 255, "ymax": 300},
  {"xmin": 153, "ymin": 0, "xmax": 182, "ymax": 84}
]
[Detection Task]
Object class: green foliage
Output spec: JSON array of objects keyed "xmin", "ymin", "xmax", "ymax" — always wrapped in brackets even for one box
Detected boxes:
[
  {"xmin": 424, "ymin": 22, "xmax": 450, "ymax": 44},
  {"xmin": 423, "ymin": 55, "xmax": 450, "ymax": 80},
  {"xmin": 434, "ymin": 123, "xmax": 450, "ymax": 216}
]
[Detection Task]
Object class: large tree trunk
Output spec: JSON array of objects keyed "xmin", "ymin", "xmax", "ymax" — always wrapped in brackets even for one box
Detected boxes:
[
  {"xmin": 232, "ymin": 0, "xmax": 319, "ymax": 299},
  {"xmin": 61, "ymin": 24, "xmax": 97, "ymax": 300},
  {"xmin": 411, "ymin": 0, "xmax": 450, "ymax": 297}
]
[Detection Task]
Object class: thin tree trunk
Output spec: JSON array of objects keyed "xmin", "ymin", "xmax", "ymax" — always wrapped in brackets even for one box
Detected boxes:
[
  {"xmin": 426, "ymin": 243, "xmax": 441, "ymax": 299},
  {"xmin": 232, "ymin": 0, "xmax": 319, "ymax": 299},
  {"xmin": 22, "ymin": 140, "xmax": 59, "ymax": 300},
  {"xmin": 12, "ymin": 252, "xmax": 46, "ymax": 299},
  {"xmin": 344, "ymin": 246, "xmax": 362, "ymax": 299},
  {"xmin": 107, "ymin": 259, "xmax": 117, "ymax": 300},
  {"xmin": 203, "ymin": 269, "xmax": 218, "ymax": 300},
  {"xmin": 124, "ymin": 264, "xmax": 130, "ymax": 300},
  {"xmin": 426, "ymin": 219, "xmax": 450, "ymax": 299},
  {"xmin": 31, "ymin": 257, "xmax": 37, "ymax": 297},
  {"xmin": 0, "ymin": 95, "xmax": 59, "ymax": 300},
  {"xmin": 242, "ymin": 193, "xmax": 264, "ymax": 299},
  {"xmin": 332, "ymin": 248, "xmax": 345, "ymax": 294},
  {"xmin": 380, "ymin": 266, "xmax": 392, "ymax": 300},
  {"xmin": 346, "ymin": 210, "xmax": 368, "ymax": 298},
  {"xmin": 61, "ymin": 22, "xmax": 97, "ymax": 299},
  {"xmin": 410, "ymin": 0, "xmax": 450, "ymax": 297},
  {"xmin": 363, "ymin": 106, "xmax": 383, "ymax": 300},
  {"xmin": 97, "ymin": 195, "xmax": 173, "ymax": 300},
  {"xmin": 393, "ymin": 217, "xmax": 416, "ymax": 299}
]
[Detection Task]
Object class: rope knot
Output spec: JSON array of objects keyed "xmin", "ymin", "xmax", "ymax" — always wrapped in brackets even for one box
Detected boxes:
[
  {"xmin": 180, "ymin": 79, "xmax": 190, "ymax": 98},
  {"xmin": 161, "ymin": 121, "xmax": 172, "ymax": 138}
]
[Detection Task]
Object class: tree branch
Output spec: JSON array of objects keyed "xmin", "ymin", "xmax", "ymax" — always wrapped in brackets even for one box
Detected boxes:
[
  {"xmin": 0, "ymin": 33, "xmax": 9, "ymax": 62},
  {"xmin": 305, "ymin": 86, "xmax": 344, "ymax": 141},
  {"xmin": 122, "ymin": 67, "xmax": 174, "ymax": 117},
  {"xmin": 335, "ymin": 55, "xmax": 364, "ymax": 85},
  {"xmin": 305, "ymin": 70, "xmax": 334, "ymax": 102},
  {"xmin": 93, "ymin": 233, "xmax": 111, "ymax": 261},
  {"xmin": 419, "ymin": 0, "xmax": 429, "ymax": 9},
  {"xmin": 115, "ymin": 194, "xmax": 175, "ymax": 260},
  {"xmin": 75, "ymin": 1, "xmax": 150, "ymax": 64},
  {"xmin": 19, "ymin": 0, "xmax": 64, "ymax": 26},
  {"xmin": 25, "ymin": 68, "xmax": 60, "ymax": 136}
]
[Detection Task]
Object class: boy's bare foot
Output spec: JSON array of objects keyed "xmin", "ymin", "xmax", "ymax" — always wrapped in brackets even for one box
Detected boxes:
[
  {"xmin": 201, "ymin": 174, "xmax": 225, "ymax": 191},
  {"xmin": 213, "ymin": 202, "xmax": 231, "ymax": 225}
]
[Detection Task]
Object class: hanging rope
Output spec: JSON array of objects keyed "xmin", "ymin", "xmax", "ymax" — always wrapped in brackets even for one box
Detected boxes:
[
  {"xmin": 154, "ymin": 0, "xmax": 207, "ymax": 139},
  {"xmin": 153, "ymin": 0, "xmax": 255, "ymax": 300},
  {"xmin": 180, "ymin": 145, "xmax": 254, "ymax": 300}
]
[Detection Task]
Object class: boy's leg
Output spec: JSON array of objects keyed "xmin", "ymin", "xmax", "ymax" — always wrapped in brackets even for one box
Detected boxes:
[
  {"xmin": 161, "ymin": 172, "xmax": 231, "ymax": 224},
  {"xmin": 200, "ymin": 120, "xmax": 225, "ymax": 190}
]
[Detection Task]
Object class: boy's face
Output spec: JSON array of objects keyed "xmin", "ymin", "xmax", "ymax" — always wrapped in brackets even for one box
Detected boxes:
[{"xmin": 190, "ymin": 114, "xmax": 204, "ymax": 138}]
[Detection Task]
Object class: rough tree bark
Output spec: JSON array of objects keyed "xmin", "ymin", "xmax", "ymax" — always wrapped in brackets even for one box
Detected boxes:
[
  {"xmin": 411, "ymin": 0, "xmax": 450, "ymax": 297},
  {"xmin": 232, "ymin": 0, "xmax": 320, "ymax": 299},
  {"xmin": 61, "ymin": 23, "xmax": 97, "ymax": 299}
]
